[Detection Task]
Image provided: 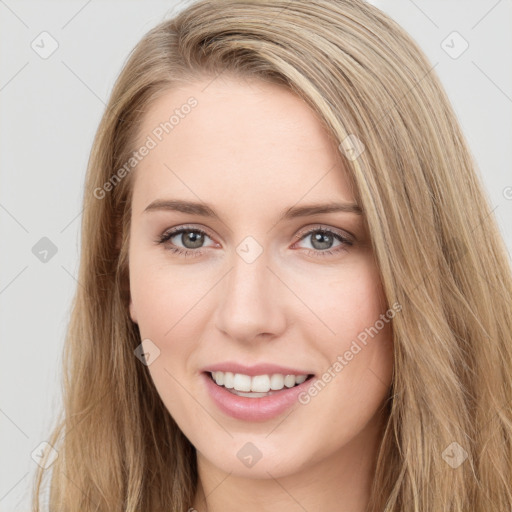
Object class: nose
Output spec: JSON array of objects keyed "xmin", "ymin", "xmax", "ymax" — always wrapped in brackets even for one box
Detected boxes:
[{"xmin": 214, "ymin": 248, "xmax": 288, "ymax": 343}]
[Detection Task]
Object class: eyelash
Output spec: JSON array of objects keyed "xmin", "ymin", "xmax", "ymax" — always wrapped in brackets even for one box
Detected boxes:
[{"xmin": 155, "ymin": 224, "xmax": 353, "ymax": 259}]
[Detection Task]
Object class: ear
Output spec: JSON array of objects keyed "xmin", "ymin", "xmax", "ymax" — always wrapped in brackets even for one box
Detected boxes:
[{"xmin": 129, "ymin": 297, "xmax": 138, "ymax": 324}]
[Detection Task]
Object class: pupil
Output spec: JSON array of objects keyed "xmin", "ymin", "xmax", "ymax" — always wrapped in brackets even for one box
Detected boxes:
[
  {"xmin": 183, "ymin": 231, "xmax": 204, "ymax": 249},
  {"xmin": 311, "ymin": 232, "xmax": 333, "ymax": 250}
]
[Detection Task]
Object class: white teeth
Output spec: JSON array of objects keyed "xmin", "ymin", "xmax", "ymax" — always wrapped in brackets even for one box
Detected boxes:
[
  {"xmin": 214, "ymin": 371, "xmax": 224, "ymax": 386},
  {"xmin": 284, "ymin": 375, "xmax": 296, "ymax": 388},
  {"xmin": 270, "ymin": 374, "xmax": 284, "ymax": 390},
  {"xmin": 233, "ymin": 373, "xmax": 251, "ymax": 392},
  {"xmin": 230, "ymin": 390, "xmax": 270, "ymax": 398},
  {"xmin": 295, "ymin": 374, "xmax": 307, "ymax": 384},
  {"xmin": 223, "ymin": 372, "xmax": 234, "ymax": 389},
  {"xmin": 211, "ymin": 371, "xmax": 310, "ymax": 392},
  {"xmin": 251, "ymin": 375, "xmax": 270, "ymax": 392}
]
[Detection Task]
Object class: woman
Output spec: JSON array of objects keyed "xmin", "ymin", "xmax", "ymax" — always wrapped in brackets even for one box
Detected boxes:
[{"xmin": 32, "ymin": 0, "xmax": 512, "ymax": 511}]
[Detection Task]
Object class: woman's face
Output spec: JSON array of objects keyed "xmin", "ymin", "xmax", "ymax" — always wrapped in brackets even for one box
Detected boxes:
[{"xmin": 128, "ymin": 75, "xmax": 394, "ymax": 480}]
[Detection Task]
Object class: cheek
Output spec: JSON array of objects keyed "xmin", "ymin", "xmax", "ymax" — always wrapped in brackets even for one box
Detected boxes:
[
  {"xmin": 128, "ymin": 258, "xmax": 204, "ymax": 414},
  {"xmin": 129, "ymin": 252, "xmax": 212, "ymax": 338},
  {"xmin": 128, "ymin": 253, "xmax": 217, "ymax": 401},
  {"xmin": 295, "ymin": 257, "xmax": 393, "ymax": 413},
  {"xmin": 293, "ymin": 255, "xmax": 388, "ymax": 345}
]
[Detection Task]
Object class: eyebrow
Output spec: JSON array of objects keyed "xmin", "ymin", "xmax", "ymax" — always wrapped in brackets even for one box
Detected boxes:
[{"xmin": 143, "ymin": 199, "xmax": 363, "ymax": 221}]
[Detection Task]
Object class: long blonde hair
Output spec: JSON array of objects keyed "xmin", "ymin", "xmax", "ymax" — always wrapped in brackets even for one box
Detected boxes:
[{"xmin": 32, "ymin": 1, "xmax": 512, "ymax": 510}]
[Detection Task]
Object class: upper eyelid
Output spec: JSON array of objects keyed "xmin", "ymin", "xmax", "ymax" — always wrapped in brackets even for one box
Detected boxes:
[
  {"xmin": 294, "ymin": 224, "xmax": 352, "ymax": 241},
  {"xmin": 164, "ymin": 224, "xmax": 216, "ymax": 241}
]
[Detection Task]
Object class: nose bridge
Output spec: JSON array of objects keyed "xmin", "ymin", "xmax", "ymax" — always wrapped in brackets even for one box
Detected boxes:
[{"xmin": 214, "ymin": 240, "xmax": 286, "ymax": 341}]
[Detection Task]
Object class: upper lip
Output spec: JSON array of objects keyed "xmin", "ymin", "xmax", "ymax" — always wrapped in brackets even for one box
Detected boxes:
[{"xmin": 202, "ymin": 362, "xmax": 315, "ymax": 377}]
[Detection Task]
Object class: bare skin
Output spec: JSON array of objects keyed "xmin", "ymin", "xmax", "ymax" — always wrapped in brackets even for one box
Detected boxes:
[{"xmin": 128, "ymin": 74, "xmax": 394, "ymax": 512}]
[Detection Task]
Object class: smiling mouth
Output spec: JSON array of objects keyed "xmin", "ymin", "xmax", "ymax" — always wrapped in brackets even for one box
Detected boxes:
[{"xmin": 205, "ymin": 371, "xmax": 315, "ymax": 398}]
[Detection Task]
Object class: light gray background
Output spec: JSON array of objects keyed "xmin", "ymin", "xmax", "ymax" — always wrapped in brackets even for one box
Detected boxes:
[{"xmin": 1, "ymin": 1, "xmax": 511, "ymax": 510}]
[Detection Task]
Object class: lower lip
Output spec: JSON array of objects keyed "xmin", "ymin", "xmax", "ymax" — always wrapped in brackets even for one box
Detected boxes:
[{"xmin": 202, "ymin": 372, "xmax": 316, "ymax": 422}]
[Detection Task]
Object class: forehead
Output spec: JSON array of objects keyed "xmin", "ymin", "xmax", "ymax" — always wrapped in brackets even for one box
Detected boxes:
[{"xmin": 130, "ymin": 76, "xmax": 357, "ymax": 216}]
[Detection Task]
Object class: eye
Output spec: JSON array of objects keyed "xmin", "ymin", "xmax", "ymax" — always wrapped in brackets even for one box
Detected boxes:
[
  {"xmin": 155, "ymin": 225, "xmax": 217, "ymax": 258},
  {"xmin": 155, "ymin": 224, "xmax": 353, "ymax": 259},
  {"xmin": 293, "ymin": 226, "xmax": 353, "ymax": 258}
]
